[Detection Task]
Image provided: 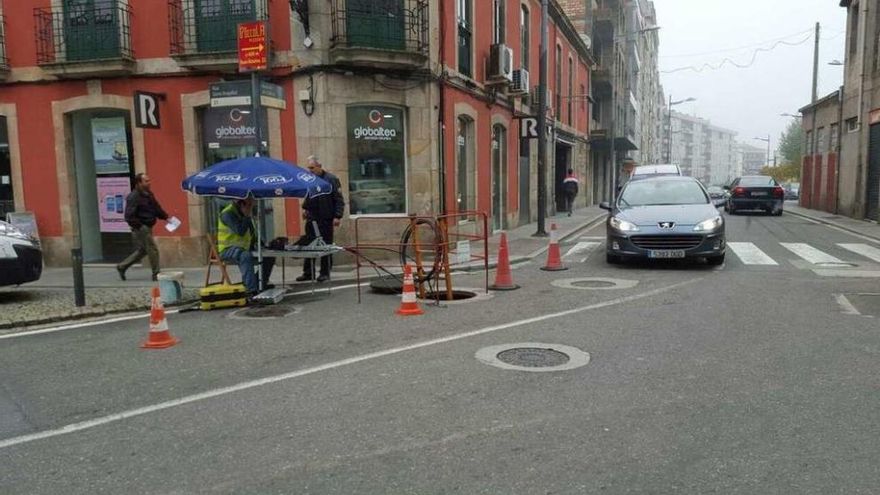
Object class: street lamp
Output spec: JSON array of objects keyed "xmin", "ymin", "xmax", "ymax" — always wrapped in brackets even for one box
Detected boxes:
[
  {"xmin": 754, "ymin": 135, "xmax": 771, "ymax": 168},
  {"xmin": 780, "ymin": 112, "xmax": 800, "ymax": 118},
  {"xmin": 665, "ymin": 96, "xmax": 696, "ymax": 163},
  {"xmin": 828, "ymin": 59, "xmax": 844, "ymax": 66}
]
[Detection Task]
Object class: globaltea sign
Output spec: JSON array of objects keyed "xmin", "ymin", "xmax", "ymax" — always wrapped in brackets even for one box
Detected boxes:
[{"xmin": 352, "ymin": 108, "xmax": 400, "ymax": 142}]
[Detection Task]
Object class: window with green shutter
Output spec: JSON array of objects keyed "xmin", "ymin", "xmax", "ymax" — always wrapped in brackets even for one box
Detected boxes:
[
  {"xmin": 195, "ymin": 0, "xmax": 257, "ymax": 53},
  {"xmin": 63, "ymin": 0, "xmax": 120, "ymax": 61},
  {"xmin": 344, "ymin": 0, "xmax": 405, "ymax": 51}
]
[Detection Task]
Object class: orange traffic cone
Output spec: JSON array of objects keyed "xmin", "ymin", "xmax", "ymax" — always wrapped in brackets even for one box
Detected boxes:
[
  {"xmin": 141, "ymin": 286, "xmax": 179, "ymax": 349},
  {"xmin": 489, "ymin": 232, "xmax": 519, "ymax": 290},
  {"xmin": 396, "ymin": 264, "xmax": 424, "ymax": 316},
  {"xmin": 540, "ymin": 223, "xmax": 568, "ymax": 271}
]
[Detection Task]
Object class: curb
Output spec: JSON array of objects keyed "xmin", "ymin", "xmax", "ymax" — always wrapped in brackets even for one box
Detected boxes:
[
  {"xmin": 786, "ymin": 209, "xmax": 880, "ymax": 243},
  {"xmin": 525, "ymin": 212, "xmax": 607, "ymax": 259}
]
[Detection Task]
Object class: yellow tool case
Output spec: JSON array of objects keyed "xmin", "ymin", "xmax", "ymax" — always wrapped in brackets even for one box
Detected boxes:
[{"xmin": 199, "ymin": 284, "xmax": 248, "ymax": 310}]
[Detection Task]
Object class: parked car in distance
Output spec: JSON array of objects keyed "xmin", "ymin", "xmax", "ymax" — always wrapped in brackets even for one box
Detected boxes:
[
  {"xmin": 0, "ymin": 220, "xmax": 43, "ymax": 286},
  {"xmin": 724, "ymin": 175, "xmax": 785, "ymax": 215},
  {"xmin": 706, "ymin": 185, "xmax": 726, "ymax": 200},
  {"xmin": 349, "ymin": 180, "xmax": 404, "ymax": 214},
  {"xmin": 630, "ymin": 164, "xmax": 683, "ymax": 181},
  {"xmin": 600, "ymin": 176, "xmax": 726, "ymax": 266},
  {"xmin": 783, "ymin": 182, "xmax": 800, "ymax": 200}
]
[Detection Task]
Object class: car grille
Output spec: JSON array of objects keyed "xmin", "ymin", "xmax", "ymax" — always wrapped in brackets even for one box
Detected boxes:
[{"xmin": 630, "ymin": 235, "xmax": 703, "ymax": 250}]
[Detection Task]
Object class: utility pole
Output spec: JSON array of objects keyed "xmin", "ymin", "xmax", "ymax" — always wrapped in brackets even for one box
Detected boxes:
[
  {"xmin": 534, "ymin": 0, "xmax": 548, "ymax": 237},
  {"xmin": 666, "ymin": 94, "xmax": 673, "ymax": 163},
  {"xmin": 811, "ymin": 22, "xmax": 820, "ymax": 104}
]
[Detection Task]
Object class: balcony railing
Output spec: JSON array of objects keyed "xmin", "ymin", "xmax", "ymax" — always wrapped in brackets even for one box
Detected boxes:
[
  {"xmin": 35, "ymin": 1, "xmax": 133, "ymax": 65},
  {"xmin": 330, "ymin": 0, "xmax": 428, "ymax": 56},
  {"xmin": 169, "ymin": 0, "xmax": 268, "ymax": 56},
  {"xmin": 0, "ymin": 15, "xmax": 8, "ymax": 75}
]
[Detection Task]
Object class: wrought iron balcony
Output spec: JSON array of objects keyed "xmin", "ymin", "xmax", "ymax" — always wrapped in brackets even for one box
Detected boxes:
[
  {"xmin": 169, "ymin": 0, "xmax": 268, "ymax": 69},
  {"xmin": 329, "ymin": 0, "xmax": 429, "ymax": 69},
  {"xmin": 34, "ymin": 1, "xmax": 133, "ymax": 76},
  {"xmin": 0, "ymin": 15, "xmax": 9, "ymax": 78}
]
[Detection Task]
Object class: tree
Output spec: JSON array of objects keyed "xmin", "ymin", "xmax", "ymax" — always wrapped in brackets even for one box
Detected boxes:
[
  {"xmin": 760, "ymin": 163, "xmax": 800, "ymax": 183},
  {"xmin": 778, "ymin": 119, "xmax": 804, "ymax": 168}
]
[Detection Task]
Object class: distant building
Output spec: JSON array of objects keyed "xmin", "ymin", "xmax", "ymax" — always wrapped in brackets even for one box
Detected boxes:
[
  {"xmin": 737, "ymin": 143, "xmax": 766, "ymax": 176},
  {"xmin": 664, "ymin": 111, "xmax": 737, "ymax": 184}
]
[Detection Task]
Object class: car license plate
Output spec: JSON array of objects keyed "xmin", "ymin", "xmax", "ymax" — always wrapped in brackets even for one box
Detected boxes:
[
  {"xmin": 649, "ymin": 250, "xmax": 685, "ymax": 259},
  {"xmin": 751, "ymin": 191, "xmax": 768, "ymax": 197}
]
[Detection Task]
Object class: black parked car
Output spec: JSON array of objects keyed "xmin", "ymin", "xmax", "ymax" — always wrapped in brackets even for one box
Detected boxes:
[
  {"xmin": 0, "ymin": 220, "xmax": 43, "ymax": 286},
  {"xmin": 600, "ymin": 176, "xmax": 727, "ymax": 265},
  {"xmin": 724, "ymin": 175, "xmax": 785, "ymax": 215}
]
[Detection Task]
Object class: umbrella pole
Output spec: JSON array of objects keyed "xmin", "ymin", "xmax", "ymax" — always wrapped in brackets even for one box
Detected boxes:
[{"xmin": 257, "ymin": 198, "xmax": 263, "ymax": 292}]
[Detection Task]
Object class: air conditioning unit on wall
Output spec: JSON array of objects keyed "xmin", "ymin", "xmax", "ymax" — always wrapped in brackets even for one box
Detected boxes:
[
  {"xmin": 510, "ymin": 69, "xmax": 529, "ymax": 95},
  {"xmin": 486, "ymin": 44, "xmax": 514, "ymax": 84}
]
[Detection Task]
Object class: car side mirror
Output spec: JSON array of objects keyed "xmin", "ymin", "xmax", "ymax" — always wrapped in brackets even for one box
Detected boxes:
[
  {"xmin": 722, "ymin": 185, "xmax": 730, "ymax": 191},
  {"xmin": 713, "ymin": 198, "xmax": 727, "ymax": 207},
  {"xmin": 599, "ymin": 201, "xmax": 612, "ymax": 211}
]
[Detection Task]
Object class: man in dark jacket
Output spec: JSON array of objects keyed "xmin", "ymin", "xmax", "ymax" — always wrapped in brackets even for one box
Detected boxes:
[
  {"xmin": 117, "ymin": 173, "xmax": 169, "ymax": 281},
  {"xmin": 297, "ymin": 155, "xmax": 345, "ymax": 282}
]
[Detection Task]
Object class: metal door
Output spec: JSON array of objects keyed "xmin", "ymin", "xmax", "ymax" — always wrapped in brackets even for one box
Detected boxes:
[{"xmin": 866, "ymin": 124, "xmax": 880, "ymax": 220}]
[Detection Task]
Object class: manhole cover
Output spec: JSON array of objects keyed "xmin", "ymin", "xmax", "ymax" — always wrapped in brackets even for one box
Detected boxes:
[
  {"xmin": 551, "ymin": 277, "xmax": 639, "ymax": 291},
  {"xmin": 475, "ymin": 343, "xmax": 591, "ymax": 372},
  {"xmin": 816, "ymin": 261, "xmax": 858, "ymax": 268},
  {"xmin": 229, "ymin": 305, "xmax": 301, "ymax": 319},
  {"xmin": 496, "ymin": 347, "xmax": 570, "ymax": 367}
]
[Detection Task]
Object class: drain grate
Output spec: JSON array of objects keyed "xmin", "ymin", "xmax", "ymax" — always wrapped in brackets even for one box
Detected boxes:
[{"xmin": 496, "ymin": 347, "xmax": 570, "ymax": 367}]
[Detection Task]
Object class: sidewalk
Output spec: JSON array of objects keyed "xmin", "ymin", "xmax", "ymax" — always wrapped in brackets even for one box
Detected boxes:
[
  {"xmin": 0, "ymin": 206, "xmax": 606, "ymax": 330},
  {"xmin": 785, "ymin": 203, "xmax": 880, "ymax": 241}
]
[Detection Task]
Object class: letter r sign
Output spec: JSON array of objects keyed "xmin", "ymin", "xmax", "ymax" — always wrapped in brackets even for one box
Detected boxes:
[{"xmin": 134, "ymin": 91, "xmax": 163, "ymax": 129}]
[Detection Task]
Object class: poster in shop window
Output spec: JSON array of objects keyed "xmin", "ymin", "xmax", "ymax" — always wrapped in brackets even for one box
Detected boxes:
[
  {"xmin": 346, "ymin": 106, "xmax": 406, "ymax": 215},
  {"xmin": 91, "ymin": 117, "xmax": 131, "ymax": 175},
  {"xmin": 96, "ymin": 177, "xmax": 131, "ymax": 233}
]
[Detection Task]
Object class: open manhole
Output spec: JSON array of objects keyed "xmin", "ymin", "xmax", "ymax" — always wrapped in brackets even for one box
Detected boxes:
[
  {"xmin": 551, "ymin": 277, "xmax": 639, "ymax": 291},
  {"xmin": 420, "ymin": 288, "xmax": 493, "ymax": 305},
  {"xmin": 475, "ymin": 343, "xmax": 590, "ymax": 372},
  {"xmin": 229, "ymin": 305, "xmax": 301, "ymax": 319},
  {"xmin": 421, "ymin": 290, "xmax": 476, "ymax": 301}
]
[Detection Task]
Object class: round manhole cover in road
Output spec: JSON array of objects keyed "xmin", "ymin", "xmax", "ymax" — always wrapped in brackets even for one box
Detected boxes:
[
  {"xmin": 229, "ymin": 305, "xmax": 301, "ymax": 320},
  {"xmin": 475, "ymin": 343, "xmax": 591, "ymax": 372},
  {"xmin": 496, "ymin": 347, "xmax": 570, "ymax": 367},
  {"xmin": 551, "ymin": 277, "xmax": 639, "ymax": 291}
]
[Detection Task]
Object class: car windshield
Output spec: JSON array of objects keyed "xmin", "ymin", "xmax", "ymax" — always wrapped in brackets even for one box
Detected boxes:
[
  {"xmin": 619, "ymin": 180, "xmax": 708, "ymax": 206},
  {"xmin": 740, "ymin": 176, "xmax": 777, "ymax": 186}
]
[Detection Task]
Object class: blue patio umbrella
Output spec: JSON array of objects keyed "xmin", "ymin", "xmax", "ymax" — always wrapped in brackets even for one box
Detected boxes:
[{"xmin": 181, "ymin": 156, "xmax": 330, "ymax": 199}]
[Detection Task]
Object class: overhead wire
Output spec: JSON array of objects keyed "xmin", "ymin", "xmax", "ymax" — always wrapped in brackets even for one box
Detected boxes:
[
  {"xmin": 661, "ymin": 34, "xmax": 814, "ymax": 74},
  {"xmin": 660, "ymin": 27, "xmax": 814, "ymax": 59}
]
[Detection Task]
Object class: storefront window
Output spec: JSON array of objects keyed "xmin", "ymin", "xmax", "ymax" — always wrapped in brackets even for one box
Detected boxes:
[
  {"xmin": 346, "ymin": 105, "xmax": 407, "ymax": 215},
  {"xmin": 456, "ymin": 115, "xmax": 475, "ymax": 212}
]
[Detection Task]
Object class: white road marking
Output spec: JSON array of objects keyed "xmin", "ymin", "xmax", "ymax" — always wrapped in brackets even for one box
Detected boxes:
[
  {"xmin": 813, "ymin": 269, "xmax": 880, "ymax": 278},
  {"xmin": 563, "ymin": 242, "xmax": 600, "ymax": 261},
  {"xmin": 834, "ymin": 294, "xmax": 861, "ymax": 315},
  {"xmin": 578, "ymin": 236, "xmax": 605, "ymax": 241},
  {"xmin": 838, "ymin": 243, "xmax": 880, "ymax": 263},
  {"xmin": 727, "ymin": 242, "xmax": 778, "ymax": 265},
  {"xmin": 0, "ymin": 277, "xmax": 703, "ymax": 450},
  {"xmin": 781, "ymin": 243, "xmax": 844, "ymax": 264}
]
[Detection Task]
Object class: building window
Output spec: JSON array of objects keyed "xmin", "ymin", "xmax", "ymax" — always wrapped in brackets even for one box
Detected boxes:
[
  {"xmin": 343, "ymin": 0, "xmax": 407, "ymax": 51},
  {"xmin": 456, "ymin": 115, "xmax": 476, "ymax": 212},
  {"xmin": 346, "ymin": 105, "xmax": 407, "ymax": 215},
  {"xmin": 458, "ymin": 0, "xmax": 472, "ymax": 77},
  {"xmin": 493, "ymin": 0, "xmax": 505, "ymax": 45},
  {"xmin": 555, "ymin": 45, "xmax": 562, "ymax": 119},
  {"xmin": 846, "ymin": 117, "xmax": 859, "ymax": 132},
  {"xmin": 568, "ymin": 56, "xmax": 574, "ymax": 126},
  {"xmin": 520, "ymin": 5, "xmax": 529, "ymax": 72},
  {"xmin": 805, "ymin": 130, "xmax": 812, "ymax": 154},
  {"xmin": 817, "ymin": 126, "xmax": 827, "ymax": 153},
  {"xmin": 830, "ymin": 123, "xmax": 839, "ymax": 152},
  {"xmin": 195, "ymin": 0, "xmax": 257, "ymax": 53}
]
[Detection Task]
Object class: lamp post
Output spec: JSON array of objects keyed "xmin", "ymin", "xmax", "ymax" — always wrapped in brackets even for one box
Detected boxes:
[
  {"xmin": 754, "ymin": 135, "xmax": 771, "ymax": 168},
  {"xmin": 664, "ymin": 96, "xmax": 696, "ymax": 163},
  {"xmin": 607, "ymin": 25, "xmax": 661, "ymax": 200},
  {"xmin": 535, "ymin": 0, "xmax": 549, "ymax": 236}
]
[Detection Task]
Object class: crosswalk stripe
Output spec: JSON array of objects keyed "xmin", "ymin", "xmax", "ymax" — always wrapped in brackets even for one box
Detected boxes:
[
  {"xmin": 563, "ymin": 241, "xmax": 600, "ymax": 261},
  {"xmin": 838, "ymin": 243, "xmax": 880, "ymax": 263},
  {"xmin": 728, "ymin": 242, "xmax": 778, "ymax": 265},
  {"xmin": 780, "ymin": 243, "xmax": 843, "ymax": 264}
]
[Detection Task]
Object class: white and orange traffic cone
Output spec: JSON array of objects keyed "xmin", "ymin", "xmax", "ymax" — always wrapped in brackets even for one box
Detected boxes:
[
  {"xmin": 396, "ymin": 264, "xmax": 424, "ymax": 316},
  {"xmin": 141, "ymin": 286, "xmax": 179, "ymax": 349},
  {"xmin": 540, "ymin": 223, "xmax": 568, "ymax": 271},
  {"xmin": 489, "ymin": 232, "xmax": 519, "ymax": 290}
]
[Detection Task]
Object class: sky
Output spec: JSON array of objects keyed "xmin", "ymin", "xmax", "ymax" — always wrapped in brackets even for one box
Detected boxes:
[{"xmin": 656, "ymin": 0, "xmax": 847, "ymax": 153}]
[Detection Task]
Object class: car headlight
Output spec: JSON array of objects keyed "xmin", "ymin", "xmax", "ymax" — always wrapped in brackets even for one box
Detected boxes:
[
  {"xmin": 610, "ymin": 217, "xmax": 640, "ymax": 232},
  {"xmin": 693, "ymin": 216, "xmax": 723, "ymax": 232}
]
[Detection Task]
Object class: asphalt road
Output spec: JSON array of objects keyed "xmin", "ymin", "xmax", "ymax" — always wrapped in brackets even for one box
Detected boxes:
[{"xmin": 2, "ymin": 210, "xmax": 879, "ymax": 494}]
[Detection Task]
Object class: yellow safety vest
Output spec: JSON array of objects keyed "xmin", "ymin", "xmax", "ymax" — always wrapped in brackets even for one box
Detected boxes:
[{"xmin": 217, "ymin": 203, "xmax": 254, "ymax": 254}]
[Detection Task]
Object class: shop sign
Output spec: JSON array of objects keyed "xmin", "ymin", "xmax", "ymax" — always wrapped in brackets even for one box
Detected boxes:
[
  {"xmin": 346, "ymin": 106, "xmax": 406, "ymax": 215},
  {"xmin": 96, "ymin": 177, "xmax": 131, "ymax": 233},
  {"xmin": 134, "ymin": 91, "xmax": 162, "ymax": 129},
  {"xmin": 203, "ymin": 106, "xmax": 268, "ymax": 148},
  {"xmin": 238, "ymin": 20, "xmax": 268, "ymax": 72},
  {"xmin": 91, "ymin": 117, "xmax": 130, "ymax": 175},
  {"xmin": 210, "ymin": 80, "xmax": 286, "ymax": 108}
]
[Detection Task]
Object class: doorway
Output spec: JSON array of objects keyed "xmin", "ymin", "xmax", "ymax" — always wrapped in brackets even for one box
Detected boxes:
[
  {"xmin": 867, "ymin": 123, "xmax": 880, "ymax": 220},
  {"xmin": 519, "ymin": 138, "xmax": 530, "ymax": 225},
  {"xmin": 554, "ymin": 142, "xmax": 571, "ymax": 212},
  {"xmin": 491, "ymin": 124, "xmax": 507, "ymax": 231},
  {"xmin": 69, "ymin": 109, "xmax": 134, "ymax": 263},
  {"xmin": 0, "ymin": 117, "xmax": 12, "ymax": 219}
]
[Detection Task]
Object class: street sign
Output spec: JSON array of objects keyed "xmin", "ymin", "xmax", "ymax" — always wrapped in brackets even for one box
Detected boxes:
[
  {"xmin": 519, "ymin": 117, "xmax": 552, "ymax": 139},
  {"xmin": 238, "ymin": 21, "xmax": 268, "ymax": 72},
  {"xmin": 133, "ymin": 91, "xmax": 162, "ymax": 129},
  {"xmin": 210, "ymin": 80, "xmax": 286, "ymax": 108}
]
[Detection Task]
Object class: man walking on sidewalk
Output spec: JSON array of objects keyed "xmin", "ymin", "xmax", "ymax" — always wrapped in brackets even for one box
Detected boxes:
[
  {"xmin": 117, "ymin": 173, "xmax": 169, "ymax": 281},
  {"xmin": 297, "ymin": 155, "xmax": 344, "ymax": 283},
  {"xmin": 562, "ymin": 168, "xmax": 579, "ymax": 216}
]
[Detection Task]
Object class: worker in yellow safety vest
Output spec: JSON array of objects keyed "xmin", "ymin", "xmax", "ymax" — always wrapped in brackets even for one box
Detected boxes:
[{"xmin": 217, "ymin": 196, "xmax": 275, "ymax": 294}]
